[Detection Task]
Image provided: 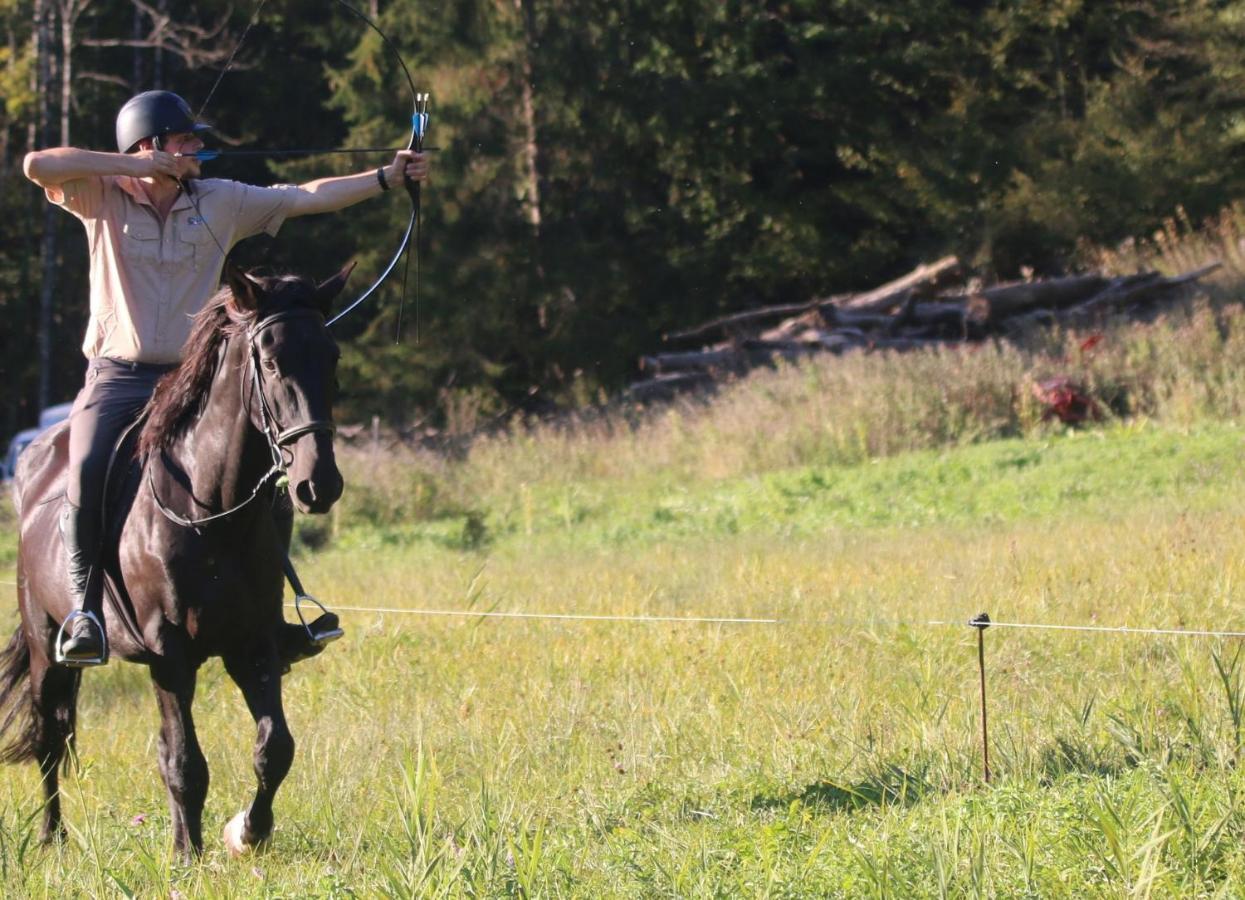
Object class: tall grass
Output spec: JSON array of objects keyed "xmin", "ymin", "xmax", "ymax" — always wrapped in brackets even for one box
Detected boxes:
[
  {"xmin": 10, "ymin": 481, "xmax": 1245, "ymax": 894},
  {"xmin": 335, "ymin": 295, "xmax": 1245, "ymax": 540}
]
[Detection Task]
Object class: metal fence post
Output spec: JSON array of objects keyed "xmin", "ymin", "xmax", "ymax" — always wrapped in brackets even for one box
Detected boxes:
[{"xmin": 970, "ymin": 612, "xmax": 992, "ymax": 783}]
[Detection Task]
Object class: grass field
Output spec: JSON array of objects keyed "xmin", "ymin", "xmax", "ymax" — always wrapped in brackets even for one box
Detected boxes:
[{"xmin": 5, "ymin": 411, "xmax": 1245, "ymax": 896}]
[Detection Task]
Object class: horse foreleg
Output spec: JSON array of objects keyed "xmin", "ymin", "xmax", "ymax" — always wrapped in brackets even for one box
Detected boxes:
[
  {"xmin": 222, "ymin": 645, "xmax": 293, "ymax": 855},
  {"xmin": 150, "ymin": 661, "xmax": 208, "ymax": 861}
]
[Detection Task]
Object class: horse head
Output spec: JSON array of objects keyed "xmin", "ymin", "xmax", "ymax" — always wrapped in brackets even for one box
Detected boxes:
[{"xmin": 224, "ymin": 261, "xmax": 352, "ymax": 514}]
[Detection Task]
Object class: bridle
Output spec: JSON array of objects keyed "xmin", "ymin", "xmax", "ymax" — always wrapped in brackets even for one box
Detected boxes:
[
  {"xmin": 245, "ymin": 308, "xmax": 337, "ymax": 452},
  {"xmin": 151, "ymin": 306, "xmax": 336, "ymax": 529}
]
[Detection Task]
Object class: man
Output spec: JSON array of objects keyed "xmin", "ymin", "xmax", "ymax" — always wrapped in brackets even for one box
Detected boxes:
[{"xmin": 22, "ymin": 90, "xmax": 429, "ymax": 665}]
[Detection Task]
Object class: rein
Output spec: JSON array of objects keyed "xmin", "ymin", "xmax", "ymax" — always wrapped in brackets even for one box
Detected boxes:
[{"xmin": 150, "ymin": 308, "xmax": 335, "ymax": 529}]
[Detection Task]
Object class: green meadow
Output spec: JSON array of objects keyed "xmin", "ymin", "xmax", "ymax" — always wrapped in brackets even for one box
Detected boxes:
[{"xmin": 9, "ymin": 293, "xmax": 1245, "ymax": 894}]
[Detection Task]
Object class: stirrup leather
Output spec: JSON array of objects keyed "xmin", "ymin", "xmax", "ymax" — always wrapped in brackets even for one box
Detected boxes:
[
  {"xmin": 54, "ymin": 611, "xmax": 109, "ymax": 668},
  {"xmin": 294, "ymin": 594, "xmax": 343, "ymax": 647}
]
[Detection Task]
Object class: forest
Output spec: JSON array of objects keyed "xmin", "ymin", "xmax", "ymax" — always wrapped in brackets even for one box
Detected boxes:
[{"xmin": 2, "ymin": 0, "xmax": 1245, "ymax": 435}]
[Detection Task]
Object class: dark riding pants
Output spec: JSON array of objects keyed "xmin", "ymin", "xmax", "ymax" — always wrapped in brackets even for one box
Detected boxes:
[{"xmin": 67, "ymin": 358, "xmax": 174, "ymax": 510}]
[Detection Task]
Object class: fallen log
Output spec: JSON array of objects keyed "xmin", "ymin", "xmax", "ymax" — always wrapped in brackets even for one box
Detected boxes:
[
  {"xmin": 666, "ymin": 256, "xmax": 962, "ymax": 343},
  {"xmin": 836, "ymin": 255, "xmax": 962, "ymax": 313},
  {"xmin": 640, "ymin": 343, "xmax": 821, "ymax": 374},
  {"xmin": 758, "ymin": 258, "xmax": 964, "ymax": 339},
  {"xmin": 663, "ymin": 293, "xmax": 853, "ymax": 344},
  {"xmin": 861, "ymin": 336, "xmax": 948, "ymax": 353},
  {"xmin": 819, "ymin": 307, "xmax": 902, "ymax": 332},
  {"xmin": 1002, "ymin": 262, "xmax": 1221, "ymax": 332},
  {"xmin": 1066, "ymin": 261, "xmax": 1222, "ymax": 318},
  {"xmin": 640, "ymin": 349, "xmax": 746, "ymax": 373},
  {"xmin": 938, "ymin": 274, "xmax": 1110, "ymax": 324},
  {"xmin": 625, "ymin": 372, "xmax": 716, "ymax": 402}
]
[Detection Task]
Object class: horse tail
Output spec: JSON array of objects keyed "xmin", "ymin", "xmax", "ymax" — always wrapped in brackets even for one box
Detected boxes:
[{"xmin": 0, "ymin": 626, "xmax": 35, "ymax": 763}]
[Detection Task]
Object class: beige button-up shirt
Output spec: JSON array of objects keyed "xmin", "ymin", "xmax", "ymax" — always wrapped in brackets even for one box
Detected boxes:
[{"xmin": 49, "ymin": 175, "xmax": 296, "ymax": 364}]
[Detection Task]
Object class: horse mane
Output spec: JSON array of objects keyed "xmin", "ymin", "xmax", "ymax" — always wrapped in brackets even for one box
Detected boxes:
[{"xmin": 137, "ymin": 287, "xmax": 254, "ymax": 457}]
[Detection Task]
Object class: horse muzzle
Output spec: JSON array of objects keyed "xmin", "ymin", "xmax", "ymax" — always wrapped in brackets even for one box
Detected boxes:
[
  {"xmin": 293, "ymin": 472, "xmax": 342, "ymax": 514},
  {"xmin": 287, "ymin": 431, "xmax": 343, "ymax": 514}
]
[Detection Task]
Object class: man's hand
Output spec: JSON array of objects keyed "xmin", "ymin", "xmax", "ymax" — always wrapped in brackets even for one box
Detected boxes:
[
  {"xmin": 384, "ymin": 150, "xmax": 430, "ymax": 189},
  {"xmin": 127, "ymin": 149, "xmax": 184, "ymax": 180}
]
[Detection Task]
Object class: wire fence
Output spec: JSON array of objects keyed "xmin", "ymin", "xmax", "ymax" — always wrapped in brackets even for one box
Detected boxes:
[
  {"xmin": 9, "ymin": 576, "xmax": 1245, "ymax": 782},
  {"xmin": 4, "ymin": 578, "xmax": 1245, "ymax": 640}
]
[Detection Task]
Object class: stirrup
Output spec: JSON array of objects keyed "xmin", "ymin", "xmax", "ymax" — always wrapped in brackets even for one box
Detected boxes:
[
  {"xmin": 53, "ymin": 611, "xmax": 109, "ymax": 668},
  {"xmin": 294, "ymin": 594, "xmax": 343, "ymax": 647}
]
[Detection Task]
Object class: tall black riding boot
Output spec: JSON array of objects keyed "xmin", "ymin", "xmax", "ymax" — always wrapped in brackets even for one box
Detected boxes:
[{"xmin": 57, "ymin": 501, "xmax": 107, "ymax": 665}]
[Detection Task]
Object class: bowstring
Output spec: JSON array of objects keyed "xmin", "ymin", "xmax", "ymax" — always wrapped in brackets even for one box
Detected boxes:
[
  {"xmin": 323, "ymin": 0, "xmax": 421, "ymax": 330},
  {"xmin": 154, "ymin": 135, "xmax": 231, "ymax": 265},
  {"xmin": 193, "ymin": 0, "xmax": 271, "ymax": 127}
]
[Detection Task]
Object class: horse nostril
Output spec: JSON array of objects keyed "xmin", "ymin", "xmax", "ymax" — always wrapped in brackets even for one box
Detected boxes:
[
  {"xmin": 294, "ymin": 473, "xmax": 342, "ymax": 511},
  {"xmin": 294, "ymin": 479, "xmax": 316, "ymax": 508}
]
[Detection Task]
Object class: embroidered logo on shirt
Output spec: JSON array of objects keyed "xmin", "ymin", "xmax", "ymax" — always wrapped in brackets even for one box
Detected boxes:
[{"xmin": 187, "ymin": 216, "xmax": 203, "ymax": 226}]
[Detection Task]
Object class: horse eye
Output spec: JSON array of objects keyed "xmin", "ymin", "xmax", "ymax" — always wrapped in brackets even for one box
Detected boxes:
[{"xmin": 261, "ymin": 357, "xmax": 278, "ymax": 373}]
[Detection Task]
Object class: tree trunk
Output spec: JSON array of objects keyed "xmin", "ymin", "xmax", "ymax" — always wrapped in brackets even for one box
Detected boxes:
[
  {"xmin": 60, "ymin": 0, "xmax": 73, "ymax": 145},
  {"xmin": 131, "ymin": 0, "xmax": 143, "ymax": 89},
  {"xmin": 515, "ymin": 0, "xmax": 543, "ymax": 241},
  {"xmin": 515, "ymin": 0, "xmax": 548, "ymax": 335},
  {"xmin": 36, "ymin": 0, "xmax": 59, "ymax": 411}
]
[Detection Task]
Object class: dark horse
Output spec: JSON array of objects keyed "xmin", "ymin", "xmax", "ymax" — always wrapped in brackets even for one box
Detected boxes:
[{"xmin": 0, "ymin": 263, "xmax": 349, "ymax": 859}]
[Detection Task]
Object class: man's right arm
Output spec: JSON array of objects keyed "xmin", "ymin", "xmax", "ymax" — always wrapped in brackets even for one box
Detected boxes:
[{"xmin": 22, "ymin": 147, "xmax": 174, "ymax": 189}]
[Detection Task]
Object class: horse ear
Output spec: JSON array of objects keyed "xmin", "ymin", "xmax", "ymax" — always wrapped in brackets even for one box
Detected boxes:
[
  {"xmin": 223, "ymin": 258, "xmax": 261, "ymax": 312},
  {"xmin": 313, "ymin": 261, "xmax": 356, "ymax": 311}
]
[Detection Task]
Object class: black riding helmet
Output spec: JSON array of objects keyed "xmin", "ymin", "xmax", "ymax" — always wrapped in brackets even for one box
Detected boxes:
[{"xmin": 115, "ymin": 91, "xmax": 210, "ymax": 153}]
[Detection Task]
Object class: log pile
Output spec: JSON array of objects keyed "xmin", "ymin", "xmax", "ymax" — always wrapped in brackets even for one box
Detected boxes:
[{"xmin": 628, "ymin": 256, "xmax": 1223, "ymax": 402}]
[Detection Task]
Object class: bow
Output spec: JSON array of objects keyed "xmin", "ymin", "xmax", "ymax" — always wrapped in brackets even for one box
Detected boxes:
[
  {"xmin": 321, "ymin": 0, "xmax": 426, "ymax": 333},
  {"xmin": 193, "ymin": 0, "xmax": 427, "ymax": 332}
]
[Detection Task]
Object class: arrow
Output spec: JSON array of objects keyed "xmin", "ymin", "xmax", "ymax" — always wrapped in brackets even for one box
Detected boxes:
[{"xmin": 185, "ymin": 146, "xmax": 440, "ymax": 162}]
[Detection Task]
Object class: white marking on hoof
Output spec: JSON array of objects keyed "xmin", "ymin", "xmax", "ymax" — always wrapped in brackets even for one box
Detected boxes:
[{"xmin": 222, "ymin": 811, "xmax": 250, "ymax": 857}]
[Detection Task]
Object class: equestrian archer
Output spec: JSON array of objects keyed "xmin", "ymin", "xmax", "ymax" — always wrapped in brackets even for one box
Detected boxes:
[{"xmin": 22, "ymin": 90, "xmax": 430, "ymax": 666}]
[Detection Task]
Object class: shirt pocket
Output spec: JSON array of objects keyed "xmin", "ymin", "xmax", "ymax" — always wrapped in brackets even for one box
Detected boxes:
[
  {"xmin": 120, "ymin": 220, "xmax": 160, "ymax": 263},
  {"xmin": 174, "ymin": 220, "xmax": 216, "ymax": 270}
]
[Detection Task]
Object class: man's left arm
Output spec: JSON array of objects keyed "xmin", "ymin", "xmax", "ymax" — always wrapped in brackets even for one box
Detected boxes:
[{"xmin": 286, "ymin": 150, "xmax": 429, "ymax": 218}]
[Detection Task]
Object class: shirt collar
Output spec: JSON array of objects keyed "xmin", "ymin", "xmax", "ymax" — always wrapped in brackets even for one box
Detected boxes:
[{"xmin": 116, "ymin": 176, "xmax": 216, "ymax": 213}]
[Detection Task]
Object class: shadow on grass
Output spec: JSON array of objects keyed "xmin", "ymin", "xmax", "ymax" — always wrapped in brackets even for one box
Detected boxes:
[
  {"xmin": 755, "ymin": 735, "xmax": 1138, "ymax": 814},
  {"xmin": 1035, "ymin": 735, "xmax": 1133, "ymax": 783},
  {"xmin": 753, "ymin": 763, "xmax": 936, "ymax": 813}
]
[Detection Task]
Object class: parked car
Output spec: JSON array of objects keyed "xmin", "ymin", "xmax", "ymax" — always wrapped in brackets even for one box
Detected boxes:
[{"xmin": 3, "ymin": 401, "xmax": 72, "ymax": 481}]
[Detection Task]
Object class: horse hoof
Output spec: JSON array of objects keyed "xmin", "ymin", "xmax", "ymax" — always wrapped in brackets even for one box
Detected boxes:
[
  {"xmin": 222, "ymin": 811, "xmax": 250, "ymax": 857},
  {"xmin": 39, "ymin": 825, "xmax": 67, "ymax": 846}
]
